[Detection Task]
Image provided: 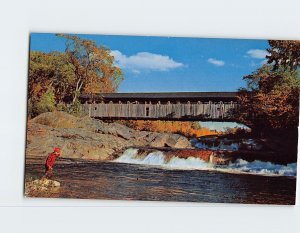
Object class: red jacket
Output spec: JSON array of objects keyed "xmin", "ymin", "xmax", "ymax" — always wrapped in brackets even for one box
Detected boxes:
[{"xmin": 45, "ymin": 152, "xmax": 60, "ymax": 168}]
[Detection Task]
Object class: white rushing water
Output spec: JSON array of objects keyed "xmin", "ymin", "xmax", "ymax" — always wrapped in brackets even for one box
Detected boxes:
[
  {"xmin": 114, "ymin": 148, "xmax": 297, "ymax": 177},
  {"xmin": 192, "ymin": 138, "xmax": 263, "ymax": 151}
]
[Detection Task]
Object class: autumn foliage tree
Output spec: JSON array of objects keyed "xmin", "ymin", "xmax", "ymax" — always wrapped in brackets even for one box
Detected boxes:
[
  {"xmin": 238, "ymin": 40, "xmax": 300, "ymax": 132},
  {"xmin": 28, "ymin": 35, "xmax": 123, "ymax": 117},
  {"xmin": 267, "ymin": 40, "xmax": 300, "ymax": 70},
  {"xmin": 57, "ymin": 34, "xmax": 123, "ymax": 102}
]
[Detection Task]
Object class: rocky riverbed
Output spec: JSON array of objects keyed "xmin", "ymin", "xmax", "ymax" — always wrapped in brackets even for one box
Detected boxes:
[
  {"xmin": 26, "ymin": 111, "xmax": 297, "ymax": 165},
  {"xmin": 26, "ymin": 111, "xmax": 192, "ymax": 161},
  {"xmin": 24, "ymin": 111, "xmax": 297, "ymax": 203}
]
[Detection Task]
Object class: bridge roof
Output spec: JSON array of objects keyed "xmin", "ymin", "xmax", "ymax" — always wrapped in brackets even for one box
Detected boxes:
[{"xmin": 80, "ymin": 92, "xmax": 238, "ymax": 102}]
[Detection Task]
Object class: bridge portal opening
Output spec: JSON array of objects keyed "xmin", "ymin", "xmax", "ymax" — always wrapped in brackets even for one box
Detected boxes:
[{"xmin": 145, "ymin": 106, "xmax": 150, "ymax": 117}]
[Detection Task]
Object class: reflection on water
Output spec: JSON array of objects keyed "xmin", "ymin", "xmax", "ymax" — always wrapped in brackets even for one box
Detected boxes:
[{"xmin": 25, "ymin": 158, "xmax": 296, "ymax": 204}]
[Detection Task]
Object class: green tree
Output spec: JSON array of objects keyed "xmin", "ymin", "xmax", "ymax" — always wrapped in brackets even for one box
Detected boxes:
[
  {"xmin": 31, "ymin": 87, "xmax": 56, "ymax": 116},
  {"xmin": 28, "ymin": 51, "xmax": 76, "ymax": 117},
  {"xmin": 28, "ymin": 51, "xmax": 76, "ymax": 103}
]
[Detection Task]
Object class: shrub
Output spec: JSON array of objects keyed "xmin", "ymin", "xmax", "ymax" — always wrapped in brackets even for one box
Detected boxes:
[
  {"xmin": 117, "ymin": 120, "xmax": 219, "ymax": 138},
  {"xmin": 30, "ymin": 87, "xmax": 56, "ymax": 117}
]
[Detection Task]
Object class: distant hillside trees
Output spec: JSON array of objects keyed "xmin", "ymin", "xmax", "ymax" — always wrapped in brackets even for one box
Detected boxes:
[
  {"xmin": 28, "ymin": 35, "xmax": 123, "ymax": 117},
  {"xmin": 238, "ymin": 40, "xmax": 300, "ymax": 132}
]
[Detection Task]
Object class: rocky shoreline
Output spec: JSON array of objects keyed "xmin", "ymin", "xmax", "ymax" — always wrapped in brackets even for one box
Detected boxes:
[
  {"xmin": 25, "ymin": 111, "xmax": 297, "ymax": 197},
  {"xmin": 26, "ymin": 111, "xmax": 297, "ymax": 165},
  {"xmin": 26, "ymin": 111, "xmax": 192, "ymax": 161}
]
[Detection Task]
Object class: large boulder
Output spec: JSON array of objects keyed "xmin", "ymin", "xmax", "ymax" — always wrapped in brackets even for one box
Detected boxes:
[
  {"xmin": 169, "ymin": 134, "xmax": 192, "ymax": 148},
  {"xmin": 149, "ymin": 133, "xmax": 192, "ymax": 148},
  {"xmin": 26, "ymin": 122, "xmax": 131, "ymax": 160},
  {"xmin": 31, "ymin": 111, "xmax": 79, "ymax": 128},
  {"xmin": 25, "ymin": 178, "xmax": 60, "ymax": 197},
  {"xmin": 104, "ymin": 122, "xmax": 134, "ymax": 140}
]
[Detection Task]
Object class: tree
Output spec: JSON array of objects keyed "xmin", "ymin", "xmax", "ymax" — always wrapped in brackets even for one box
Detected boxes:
[
  {"xmin": 28, "ymin": 36, "xmax": 124, "ymax": 117},
  {"xmin": 34, "ymin": 87, "xmax": 56, "ymax": 115},
  {"xmin": 28, "ymin": 51, "xmax": 76, "ymax": 103},
  {"xmin": 28, "ymin": 51, "xmax": 76, "ymax": 117},
  {"xmin": 28, "ymin": 87, "xmax": 56, "ymax": 117},
  {"xmin": 267, "ymin": 40, "xmax": 300, "ymax": 70},
  {"xmin": 238, "ymin": 65, "xmax": 300, "ymax": 131},
  {"xmin": 57, "ymin": 34, "xmax": 123, "ymax": 102},
  {"xmin": 238, "ymin": 40, "xmax": 300, "ymax": 132}
]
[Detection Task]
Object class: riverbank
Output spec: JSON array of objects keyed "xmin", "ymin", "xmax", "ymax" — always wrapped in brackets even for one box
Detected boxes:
[
  {"xmin": 193, "ymin": 133, "xmax": 298, "ymax": 164},
  {"xmin": 26, "ymin": 111, "xmax": 298, "ymax": 165},
  {"xmin": 26, "ymin": 111, "xmax": 192, "ymax": 161}
]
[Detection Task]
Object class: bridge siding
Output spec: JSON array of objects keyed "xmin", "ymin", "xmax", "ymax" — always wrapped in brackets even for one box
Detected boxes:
[{"xmin": 82, "ymin": 101, "xmax": 237, "ymax": 120}]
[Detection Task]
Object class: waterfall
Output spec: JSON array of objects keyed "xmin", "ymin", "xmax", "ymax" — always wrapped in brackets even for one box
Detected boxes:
[{"xmin": 114, "ymin": 148, "xmax": 297, "ymax": 177}]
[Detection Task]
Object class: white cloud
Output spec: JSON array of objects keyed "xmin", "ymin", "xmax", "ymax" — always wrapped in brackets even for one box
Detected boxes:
[
  {"xmin": 207, "ymin": 58, "xmax": 225, "ymax": 66},
  {"xmin": 249, "ymin": 59, "xmax": 268, "ymax": 67},
  {"xmin": 260, "ymin": 59, "xmax": 268, "ymax": 65},
  {"xmin": 111, "ymin": 50, "xmax": 184, "ymax": 73},
  {"xmin": 247, "ymin": 49, "xmax": 269, "ymax": 59}
]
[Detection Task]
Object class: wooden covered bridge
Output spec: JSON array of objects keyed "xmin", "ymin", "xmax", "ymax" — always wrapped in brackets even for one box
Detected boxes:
[{"xmin": 80, "ymin": 92, "xmax": 239, "ymax": 121}]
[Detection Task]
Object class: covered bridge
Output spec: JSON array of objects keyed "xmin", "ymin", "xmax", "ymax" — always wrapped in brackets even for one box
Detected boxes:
[{"xmin": 80, "ymin": 92, "xmax": 239, "ymax": 121}]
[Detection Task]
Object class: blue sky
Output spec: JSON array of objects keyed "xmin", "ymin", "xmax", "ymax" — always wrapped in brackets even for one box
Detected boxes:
[{"xmin": 30, "ymin": 33, "xmax": 270, "ymax": 93}]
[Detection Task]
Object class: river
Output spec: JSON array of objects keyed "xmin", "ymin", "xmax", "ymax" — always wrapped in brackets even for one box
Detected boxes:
[{"xmin": 25, "ymin": 139, "xmax": 297, "ymax": 204}]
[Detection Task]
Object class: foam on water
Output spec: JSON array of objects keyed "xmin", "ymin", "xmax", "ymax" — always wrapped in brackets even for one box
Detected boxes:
[
  {"xmin": 227, "ymin": 159, "xmax": 296, "ymax": 176},
  {"xmin": 166, "ymin": 156, "xmax": 212, "ymax": 169},
  {"xmin": 115, "ymin": 148, "xmax": 297, "ymax": 177},
  {"xmin": 115, "ymin": 148, "xmax": 140, "ymax": 164}
]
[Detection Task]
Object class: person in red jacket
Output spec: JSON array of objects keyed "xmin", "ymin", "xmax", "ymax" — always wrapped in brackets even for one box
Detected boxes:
[{"xmin": 45, "ymin": 147, "xmax": 61, "ymax": 178}]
